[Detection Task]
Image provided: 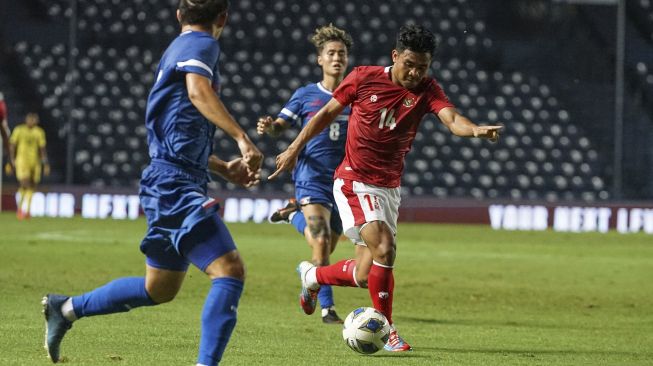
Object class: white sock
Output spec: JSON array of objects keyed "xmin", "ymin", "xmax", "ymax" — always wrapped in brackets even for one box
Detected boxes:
[
  {"xmin": 306, "ymin": 266, "xmax": 318, "ymax": 290},
  {"xmin": 288, "ymin": 211, "xmax": 297, "ymax": 221},
  {"xmin": 61, "ymin": 298, "xmax": 78, "ymax": 321},
  {"xmin": 321, "ymin": 306, "xmax": 335, "ymax": 317}
]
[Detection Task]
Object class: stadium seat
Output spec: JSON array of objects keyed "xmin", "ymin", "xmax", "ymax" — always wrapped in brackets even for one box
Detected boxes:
[{"xmin": 13, "ymin": 0, "xmax": 609, "ymax": 200}]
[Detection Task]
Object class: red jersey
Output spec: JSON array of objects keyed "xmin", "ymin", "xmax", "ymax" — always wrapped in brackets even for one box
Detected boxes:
[
  {"xmin": 332, "ymin": 66, "xmax": 454, "ymax": 187},
  {"xmin": 0, "ymin": 99, "xmax": 6, "ymax": 121}
]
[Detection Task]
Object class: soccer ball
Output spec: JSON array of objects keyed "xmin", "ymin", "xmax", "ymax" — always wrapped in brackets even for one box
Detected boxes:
[{"xmin": 342, "ymin": 307, "xmax": 391, "ymax": 354}]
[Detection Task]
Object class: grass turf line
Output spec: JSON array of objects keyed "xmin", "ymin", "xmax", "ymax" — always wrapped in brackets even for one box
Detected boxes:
[{"xmin": 0, "ymin": 213, "xmax": 651, "ymax": 365}]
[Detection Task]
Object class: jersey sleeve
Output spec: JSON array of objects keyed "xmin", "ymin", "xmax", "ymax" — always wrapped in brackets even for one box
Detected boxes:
[
  {"xmin": 0, "ymin": 100, "xmax": 6, "ymax": 121},
  {"xmin": 9, "ymin": 126, "xmax": 20, "ymax": 144},
  {"xmin": 277, "ymin": 88, "xmax": 304, "ymax": 126},
  {"xmin": 175, "ymin": 38, "xmax": 220, "ymax": 80},
  {"xmin": 427, "ymin": 79, "xmax": 455, "ymax": 114},
  {"xmin": 332, "ymin": 67, "xmax": 359, "ymax": 106},
  {"xmin": 37, "ymin": 127, "xmax": 46, "ymax": 147}
]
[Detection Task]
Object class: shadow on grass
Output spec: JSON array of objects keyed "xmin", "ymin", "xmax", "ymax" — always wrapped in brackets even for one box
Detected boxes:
[
  {"xmin": 367, "ymin": 352, "xmax": 431, "ymax": 359},
  {"xmin": 399, "ymin": 316, "xmax": 602, "ymax": 330},
  {"xmin": 419, "ymin": 346, "xmax": 651, "ymax": 358}
]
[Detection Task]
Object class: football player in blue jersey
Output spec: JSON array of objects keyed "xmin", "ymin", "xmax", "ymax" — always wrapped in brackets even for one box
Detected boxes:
[
  {"xmin": 41, "ymin": 1, "xmax": 262, "ymax": 365},
  {"xmin": 257, "ymin": 24, "xmax": 352, "ymax": 324}
]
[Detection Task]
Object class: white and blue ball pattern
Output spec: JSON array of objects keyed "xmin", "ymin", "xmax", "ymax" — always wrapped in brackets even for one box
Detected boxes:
[{"xmin": 342, "ymin": 307, "xmax": 391, "ymax": 354}]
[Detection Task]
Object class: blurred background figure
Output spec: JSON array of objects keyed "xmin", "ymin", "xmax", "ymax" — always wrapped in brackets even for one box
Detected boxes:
[
  {"xmin": 8, "ymin": 112, "xmax": 49, "ymax": 219},
  {"xmin": 0, "ymin": 91, "xmax": 9, "ymax": 213},
  {"xmin": 0, "ymin": 92, "xmax": 9, "ymax": 157}
]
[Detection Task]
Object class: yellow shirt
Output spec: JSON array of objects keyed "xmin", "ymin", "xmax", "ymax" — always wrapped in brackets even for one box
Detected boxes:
[{"xmin": 10, "ymin": 124, "xmax": 46, "ymax": 164}]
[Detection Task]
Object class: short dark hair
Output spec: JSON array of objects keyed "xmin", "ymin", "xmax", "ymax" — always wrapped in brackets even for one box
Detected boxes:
[
  {"xmin": 178, "ymin": 0, "xmax": 229, "ymax": 27},
  {"xmin": 395, "ymin": 25, "xmax": 437, "ymax": 56}
]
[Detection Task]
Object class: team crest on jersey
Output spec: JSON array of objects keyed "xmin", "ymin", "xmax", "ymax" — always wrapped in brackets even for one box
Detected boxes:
[
  {"xmin": 370, "ymin": 95, "xmax": 378, "ymax": 102},
  {"xmin": 402, "ymin": 97, "xmax": 415, "ymax": 108}
]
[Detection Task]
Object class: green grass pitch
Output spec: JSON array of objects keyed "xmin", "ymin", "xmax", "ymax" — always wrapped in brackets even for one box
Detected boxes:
[{"xmin": 1, "ymin": 212, "xmax": 652, "ymax": 365}]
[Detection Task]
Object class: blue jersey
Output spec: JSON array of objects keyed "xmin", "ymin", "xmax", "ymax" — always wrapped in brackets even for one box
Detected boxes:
[
  {"xmin": 139, "ymin": 31, "xmax": 234, "ymax": 270},
  {"xmin": 278, "ymin": 82, "xmax": 350, "ymax": 183},
  {"xmin": 145, "ymin": 30, "xmax": 221, "ymax": 174}
]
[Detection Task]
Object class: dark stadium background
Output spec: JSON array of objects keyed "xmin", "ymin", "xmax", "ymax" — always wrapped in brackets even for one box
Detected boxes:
[{"xmin": 0, "ymin": 0, "xmax": 651, "ymax": 217}]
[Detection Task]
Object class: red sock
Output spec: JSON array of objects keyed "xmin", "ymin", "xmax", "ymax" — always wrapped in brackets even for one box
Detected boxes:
[
  {"xmin": 316, "ymin": 259, "xmax": 358, "ymax": 287},
  {"xmin": 367, "ymin": 262, "xmax": 394, "ymax": 324}
]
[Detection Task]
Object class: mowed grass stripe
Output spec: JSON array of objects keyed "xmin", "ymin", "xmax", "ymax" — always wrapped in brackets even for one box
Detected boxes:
[{"xmin": 0, "ymin": 213, "xmax": 651, "ymax": 365}]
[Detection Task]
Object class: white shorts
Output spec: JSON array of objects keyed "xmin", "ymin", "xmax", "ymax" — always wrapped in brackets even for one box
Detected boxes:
[{"xmin": 333, "ymin": 178, "xmax": 401, "ymax": 245}]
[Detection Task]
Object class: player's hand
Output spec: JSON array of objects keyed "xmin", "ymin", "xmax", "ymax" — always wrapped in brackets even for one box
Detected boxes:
[
  {"xmin": 473, "ymin": 125, "xmax": 503, "ymax": 142},
  {"xmin": 256, "ymin": 116, "xmax": 274, "ymax": 135},
  {"xmin": 268, "ymin": 148, "xmax": 298, "ymax": 180},
  {"xmin": 224, "ymin": 158, "xmax": 261, "ymax": 187},
  {"xmin": 4, "ymin": 162, "xmax": 13, "ymax": 176},
  {"xmin": 43, "ymin": 163, "xmax": 51, "ymax": 176},
  {"xmin": 237, "ymin": 138, "xmax": 263, "ymax": 173}
]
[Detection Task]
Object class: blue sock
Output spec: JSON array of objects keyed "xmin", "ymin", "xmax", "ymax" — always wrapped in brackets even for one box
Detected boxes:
[
  {"xmin": 318, "ymin": 285, "xmax": 334, "ymax": 309},
  {"xmin": 197, "ymin": 277, "xmax": 243, "ymax": 366},
  {"xmin": 71, "ymin": 277, "xmax": 156, "ymax": 318}
]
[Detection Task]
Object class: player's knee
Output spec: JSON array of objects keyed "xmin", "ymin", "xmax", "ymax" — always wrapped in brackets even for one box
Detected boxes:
[
  {"xmin": 205, "ymin": 252, "xmax": 246, "ymax": 281},
  {"xmin": 213, "ymin": 262, "xmax": 246, "ymax": 281},
  {"xmin": 226, "ymin": 260, "xmax": 246, "ymax": 281},
  {"xmin": 375, "ymin": 239, "xmax": 396, "ymax": 265},
  {"xmin": 146, "ymin": 284, "xmax": 180, "ymax": 304},
  {"xmin": 312, "ymin": 257, "xmax": 330, "ymax": 267},
  {"xmin": 356, "ymin": 275, "xmax": 369, "ymax": 288},
  {"xmin": 329, "ymin": 235, "xmax": 340, "ymax": 254},
  {"xmin": 307, "ymin": 215, "xmax": 330, "ymax": 241}
]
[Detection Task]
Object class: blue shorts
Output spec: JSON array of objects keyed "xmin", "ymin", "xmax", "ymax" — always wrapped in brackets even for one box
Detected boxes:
[
  {"xmin": 139, "ymin": 160, "xmax": 237, "ymax": 272},
  {"xmin": 292, "ymin": 180, "xmax": 343, "ymax": 235}
]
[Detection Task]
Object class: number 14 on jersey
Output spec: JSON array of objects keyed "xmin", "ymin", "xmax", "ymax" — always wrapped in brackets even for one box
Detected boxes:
[{"xmin": 378, "ymin": 108, "xmax": 397, "ymax": 130}]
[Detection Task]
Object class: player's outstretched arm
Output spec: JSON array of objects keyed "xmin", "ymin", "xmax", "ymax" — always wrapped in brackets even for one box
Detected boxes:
[
  {"xmin": 268, "ymin": 98, "xmax": 345, "ymax": 180},
  {"xmin": 256, "ymin": 116, "xmax": 289, "ymax": 138},
  {"xmin": 8, "ymin": 138, "xmax": 16, "ymax": 170},
  {"xmin": 209, "ymin": 155, "xmax": 261, "ymax": 187},
  {"xmin": 437, "ymin": 107, "xmax": 503, "ymax": 142},
  {"xmin": 186, "ymin": 73, "xmax": 263, "ymax": 172},
  {"xmin": 0, "ymin": 119, "xmax": 9, "ymax": 155}
]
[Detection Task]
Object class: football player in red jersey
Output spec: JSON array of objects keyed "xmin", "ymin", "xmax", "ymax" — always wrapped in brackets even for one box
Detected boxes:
[
  {"xmin": 270, "ymin": 24, "xmax": 502, "ymax": 352},
  {"xmin": 0, "ymin": 92, "xmax": 10, "ymax": 159}
]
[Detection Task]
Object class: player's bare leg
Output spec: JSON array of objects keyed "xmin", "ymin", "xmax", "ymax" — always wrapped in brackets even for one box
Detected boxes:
[
  {"xmin": 24, "ymin": 176, "xmax": 37, "ymax": 219},
  {"xmin": 302, "ymin": 203, "xmax": 343, "ymax": 323},
  {"xmin": 145, "ymin": 266, "xmax": 186, "ymax": 303},
  {"xmin": 353, "ymin": 244, "xmax": 373, "ymax": 288},
  {"xmin": 360, "ymin": 221, "xmax": 412, "ymax": 352},
  {"xmin": 17, "ymin": 178, "xmax": 32, "ymax": 219},
  {"xmin": 296, "ymin": 204, "xmax": 327, "ymax": 316}
]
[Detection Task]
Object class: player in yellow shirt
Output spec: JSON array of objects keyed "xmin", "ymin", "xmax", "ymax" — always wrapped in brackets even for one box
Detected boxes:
[{"xmin": 8, "ymin": 112, "xmax": 49, "ymax": 219}]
